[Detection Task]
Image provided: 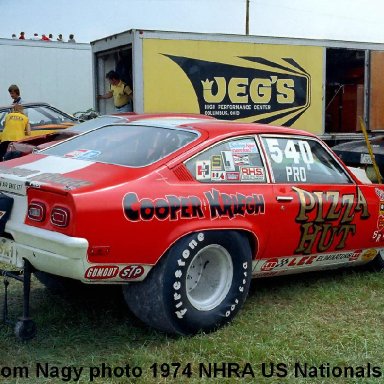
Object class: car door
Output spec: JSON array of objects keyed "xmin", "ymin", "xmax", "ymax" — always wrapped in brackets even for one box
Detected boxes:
[{"xmin": 259, "ymin": 134, "xmax": 376, "ymax": 269}]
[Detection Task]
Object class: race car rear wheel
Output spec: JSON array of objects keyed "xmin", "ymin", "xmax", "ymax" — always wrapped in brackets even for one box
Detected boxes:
[{"xmin": 122, "ymin": 230, "xmax": 252, "ymax": 335}]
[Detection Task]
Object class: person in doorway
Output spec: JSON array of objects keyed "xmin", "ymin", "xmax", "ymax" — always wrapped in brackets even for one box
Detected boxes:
[
  {"xmin": 8, "ymin": 84, "xmax": 23, "ymax": 104},
  {"xmin": 0, "ymin": 105, "xmax": 30, "ymax": 160},
  {"xmin": 97, "ymin": 70, "xmax": 133, "ymax": 112}
]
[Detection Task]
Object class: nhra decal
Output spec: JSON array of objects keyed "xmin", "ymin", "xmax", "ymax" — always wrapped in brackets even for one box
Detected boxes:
[
  {"xmin": 123, "ymin": 188, "xmax": 265, "ymax": 221},
  {"xmin": 293, "ymin": 187, "xmax": 369, "ymax": 255},
  {"xmin": 164, "ymin": 54, "xmax": 310, "ymax": 125}
]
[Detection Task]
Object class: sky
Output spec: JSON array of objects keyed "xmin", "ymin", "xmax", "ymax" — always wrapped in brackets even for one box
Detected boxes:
[{"xmin": 1, "ymin": 0, "xmax": 384, "ymax": 44}]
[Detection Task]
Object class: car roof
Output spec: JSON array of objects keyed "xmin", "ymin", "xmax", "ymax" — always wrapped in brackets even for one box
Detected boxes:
[{"xmin": 128, "ymin": 117, "xmax": 316, "ymax": 138}]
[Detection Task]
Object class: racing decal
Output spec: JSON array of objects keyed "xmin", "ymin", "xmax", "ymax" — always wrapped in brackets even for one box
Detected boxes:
[
  {"xmin": 164, "ymin": 54, "xmax": 310, "ymax": 126},
  {"xmin": 211, "ymin": 155, "xmax": 222, "ymax": 171},
  {"xmin": 84, "ymin": 265, "xmax": 149, "ymax": 281},
  {"xmin": 254, "ymin": 250, "xmax": 365, "ymax": 274},
  {"xmin": 360, "ymin": 249, "xmax": 378, "ymax": 262},
  {"xmin": 64, "ymin": 149, "xmax": 101, "ymax": 160},
  {"xmin": 240, "ymin": 166, "xmax": 265, "ymax": 182},
  {"xmin": 196, "ymin": 160, "xmax": 211, "ymax": 180},
  {"xmin": 204, "ymin": 189, "xmax": 265, "ymax": 219},
  {"xmin": 211, "ymin": 171, "xmax": 226, "ymax": 181},
  {"xmin": 372, "ymin": 188, "xmax": 384, "ymax": 242},
  {"xmin": 265, "ymin": 138, "xmax": 314, "ymax": 182},
  {"xmin": 119, "ymin": 265, "xmax": 145, "ymax": 279},
  {"xmin": 85, "ymin": 265, "xmax": 119, "ymax": 279},
  {"xmin": 229, "ymin": 140, "xmax": 258, "ymax": 154},
  {"xmin": 0, "ymin": 157, "xmax": 94, "ymax": 190},
  {"xmin": 293, "ymin": 186, "xmax": 370, "ymax": 255},
  {"xmin": 226, "ymin": 172, "xmax": 240, "ymax": 181},
  {"xmin": 233, "ymin": 153, "xmax": 250, "ymax": 166},
  {"xmin": 221, "ymin": 151, "xmax": 236, "ymax": 171},
  {"xmin": 123, "ymin": 188, "xmax": 265, "ymax": 221}
]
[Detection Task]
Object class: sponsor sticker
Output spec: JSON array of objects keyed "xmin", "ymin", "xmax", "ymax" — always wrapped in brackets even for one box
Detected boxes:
[
  {"xmin": 226, "ymin": 171, "xmax": 240, "ymax": 181},
  {"xmin": 233, "ymin": 153, "xmax": 250, "ymax": 165},
  {"xmin": 211, "ymin": 171, "xmax": 226, "ymax": 181},
  {"xmin": 240, "ymin": 166, "xmax": 265, "ymax": 181},
  {"xmin": 360, "ymin": 249, "xmax": 378, "ymax": 262},
  {"xmin": 119, "ymin": 265, "xmax": 145, "ymax": 279},
  {"xmin": 84, "ymin": 265, "xmax": 119, "ymax": 280},
  {"xmin": 221, "ymin": 151, "xmax": 236, "ymax": 171},
  {"xmin": 211, "ymin": 155, "xmax": 222, "ymax": 171},
  {"xmin": 64, "ymin": 149, "xmax": 101, "ymax": 160},
  {"xmin": 229, "ymin": 140, "xmax": 258, "ymax": 153},
  {"xmin": 196, "ymin": 160, "xmax": 211, "ymax": 180}
]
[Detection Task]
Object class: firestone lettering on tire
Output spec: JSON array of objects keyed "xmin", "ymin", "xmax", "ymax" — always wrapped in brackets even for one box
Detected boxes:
[{"xmin": 173, "ymin": 232, "xmax": 205, "ymax": 319}]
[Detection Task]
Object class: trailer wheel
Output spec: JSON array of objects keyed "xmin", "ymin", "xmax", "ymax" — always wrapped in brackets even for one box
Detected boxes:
[
  {"xmin": 34, "ymin": 271, "xmax": 83, "ymax": 295},
  {"xmin": 122, "ymin": 231, "xmax": 252, "ymax": 335}
]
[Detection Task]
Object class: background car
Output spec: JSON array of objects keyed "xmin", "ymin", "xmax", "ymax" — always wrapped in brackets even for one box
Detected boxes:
[
  {"xmin": 0, "ymin": 116, "xmax": 383, "ymax": 340},
  {"xmin": 0, "ymin": 102, "xmax": 78, "ymax": 140},
  {"xmin": 332, "ymin": 136, "xmax": 384, "ymax": 182}
]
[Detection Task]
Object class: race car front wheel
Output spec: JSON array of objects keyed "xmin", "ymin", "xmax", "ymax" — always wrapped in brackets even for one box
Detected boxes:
[{"xmin": 122, "ymin": 230, "xmax": 252, "ymax": 335}]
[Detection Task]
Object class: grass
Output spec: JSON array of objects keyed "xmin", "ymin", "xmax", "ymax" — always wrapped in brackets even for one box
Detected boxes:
[{"xmin": 1, "ymin": 266, "xmax": 384, "ymax": 383}]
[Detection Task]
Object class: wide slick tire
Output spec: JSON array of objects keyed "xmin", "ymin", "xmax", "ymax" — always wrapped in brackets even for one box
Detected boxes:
[{"xmin": 123, "ymin": 230, "xmax": 252, "ymax": 335}]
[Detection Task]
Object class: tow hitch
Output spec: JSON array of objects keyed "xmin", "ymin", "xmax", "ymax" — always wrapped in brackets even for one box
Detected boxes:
[{"xmin": 1, "ymin": 259, "xmax": 36, "ymax": 341}]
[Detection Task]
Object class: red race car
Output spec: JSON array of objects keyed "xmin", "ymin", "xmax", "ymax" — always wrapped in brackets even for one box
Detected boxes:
[{"xmin": 0, "ymin": 115, "xmax": 383, "ymax": 339}]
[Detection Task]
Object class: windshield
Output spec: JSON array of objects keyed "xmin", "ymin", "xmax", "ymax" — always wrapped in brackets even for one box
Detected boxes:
[{"xmin": 41, "ymin": 124, "xmax": 198, "ymax": 167}]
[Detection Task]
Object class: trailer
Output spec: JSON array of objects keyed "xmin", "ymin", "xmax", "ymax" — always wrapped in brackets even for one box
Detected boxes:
[
  {"xmin": 0, "ymin": 38, "xmax": 92, "ymax": 114},
  {"xmin": 91, "ymin": 29, "xmax": 384, "ymax": 144}
]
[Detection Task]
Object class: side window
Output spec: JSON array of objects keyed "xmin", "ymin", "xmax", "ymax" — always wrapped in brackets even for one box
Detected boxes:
[
  {"xmin": 261, "ymin": 136, "xmax": 353, "ymax": 184},
  {"xmin": 185, "ymin": 137, "xmax": 266, "ymax": 183}
]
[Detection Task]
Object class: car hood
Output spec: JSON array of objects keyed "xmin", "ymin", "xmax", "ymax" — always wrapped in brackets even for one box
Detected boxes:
[{"xmin": 0, "ymin": 153, "xmax": 153, "ymax": 194}]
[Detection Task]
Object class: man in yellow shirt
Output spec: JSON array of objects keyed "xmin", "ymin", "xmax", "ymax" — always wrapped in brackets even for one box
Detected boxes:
[
  {"xmin": 97, "ymin": 70, "xmax": 133, "ymax": 112},
  {"xmin": 0, "ymin": 105, "xmax": 31, "ymax": 160}
]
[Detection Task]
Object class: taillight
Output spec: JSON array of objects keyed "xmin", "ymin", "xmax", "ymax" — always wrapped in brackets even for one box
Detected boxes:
[
  {"xmin": 51, "ymin": 207, "xmax": 70, "ymax": 227},
  {"xmin": 28, "ymin": 202, "xmax": 46, "ymax": 221}
]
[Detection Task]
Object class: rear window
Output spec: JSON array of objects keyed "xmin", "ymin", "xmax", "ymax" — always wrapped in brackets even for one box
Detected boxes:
[{"xmin": 41, "ymin": 124, "xmax": 198, "ymax": 167}]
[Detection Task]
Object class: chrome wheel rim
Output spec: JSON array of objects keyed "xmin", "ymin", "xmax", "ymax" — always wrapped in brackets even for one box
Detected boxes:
[{"xmin": 186, "ymin": 245, "xmax": 233, "ymax": 311}]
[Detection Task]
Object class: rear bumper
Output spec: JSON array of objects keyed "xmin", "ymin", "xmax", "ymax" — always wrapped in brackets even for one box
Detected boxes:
[{"xmin": 2, "ymin": 221, "xmax": 89, "ymax": 281}]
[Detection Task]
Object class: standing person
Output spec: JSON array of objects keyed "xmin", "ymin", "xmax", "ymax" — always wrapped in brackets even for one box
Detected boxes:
[
  {"xmin": 8, "ymin": 84, "xmax": 23, "ymax": 104},
  {"xmin": 41, "ymin": 34, "xmax": 50, "ymax": 41},
  {"xmin": 97, "ymin": 70, "xmax": 133, "ymax": 112},
  {"xmin": 18, "ymin": 32, "xmax": 25, "ymax": 39},
  {"xmin": 11, "ymin": 34, "xmax": 17, "ymax": 39},
  {"xmin": 31, "ymin": 33, "xmax": 39, "ymax": 40},
  {"xmin": 68, "ymin": 34, "xmax": 76, "ymax": 43},
  {"xmin": 0, "ymin": 105, "xmax": 30, "ymax": 160},
  {"xmin": 57, "ymin": 34, "xmax": 64, "ymax": 42}
]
